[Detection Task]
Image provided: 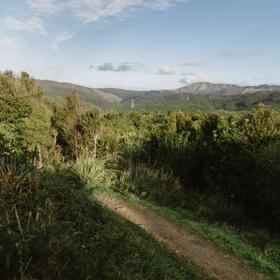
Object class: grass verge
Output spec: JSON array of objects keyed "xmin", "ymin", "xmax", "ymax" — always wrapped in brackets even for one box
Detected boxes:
[{"xmin": 0, "ymin": 159, "xmax": 203, "ymax": 279}]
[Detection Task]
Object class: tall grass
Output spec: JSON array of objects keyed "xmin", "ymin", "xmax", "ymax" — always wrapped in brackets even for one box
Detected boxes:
[
  {"xmin": 0, "ymin": 157, "xmax": 38, "ymax": 189},
  {"xmin": 0, "ymin": 157, "xmax": 202, "ymax": 279},
  {"xmin": 70, "ymin": 154, "xmax": 107, "ymax": 186},
  {"xmin": 68, "ymin": 152, "xmax": 118, "ymax": 188}
]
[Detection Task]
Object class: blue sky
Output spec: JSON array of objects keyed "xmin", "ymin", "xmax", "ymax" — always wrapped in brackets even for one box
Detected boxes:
[{"xmin": 0, "ymin": 0, "xmax": 279, "ymax": 89}]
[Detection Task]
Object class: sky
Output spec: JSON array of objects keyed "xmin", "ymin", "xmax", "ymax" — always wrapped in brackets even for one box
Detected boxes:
[{"xmin": 0, "ymin": 0, "xmax": 279, "ymax": 90}]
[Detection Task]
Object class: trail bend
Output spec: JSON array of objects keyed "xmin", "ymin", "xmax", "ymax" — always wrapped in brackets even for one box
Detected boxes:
[{"xmin": 95, "ymin": 194, "xmax": 270, "ymax": 280}]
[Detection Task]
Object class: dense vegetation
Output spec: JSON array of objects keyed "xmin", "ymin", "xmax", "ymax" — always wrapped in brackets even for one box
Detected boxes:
[
  {"xmin": 131, "ymin": 107, "xmax": 280, "ymax": 231},
  {"xmin": 94, "ymin": 107, "xmax": 280, "ymax": 230},
  {"xmin": 1, "ymin": 71, "xmax": 280, "ymax": 278},
  {"xmin": 0, "ymin": 71, "xmax": 202, "ymax": 279}
]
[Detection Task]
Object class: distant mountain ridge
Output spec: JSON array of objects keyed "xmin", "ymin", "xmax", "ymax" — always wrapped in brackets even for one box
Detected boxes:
[
  {"xmin": 37, "ymin": 79, "xmax": 280, "ymax": 111},
  {"xmin": 177, "ymin": 82, "xmax": 280, "ymax": 95}
]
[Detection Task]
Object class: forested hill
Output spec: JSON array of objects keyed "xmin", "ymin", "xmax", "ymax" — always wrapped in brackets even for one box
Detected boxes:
[
  {"xmin": 37, "ymin": 79, "xmax": 122, "ymax": 108},
  {"xmin": 38, "ymin": 79, "xmax": 280, "ymax": 112},
  {"xmin": 120, "ymin": 90, "xmax": 280, "ymax": 112},
  {"xmin": 37, "ymin": 79, "xmax": 148, "ymax": 109}
]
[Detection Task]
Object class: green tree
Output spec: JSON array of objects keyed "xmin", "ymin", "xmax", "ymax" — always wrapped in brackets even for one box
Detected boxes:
[{"xmin": 0, "ymin": 71, "xmax": 43, "ymax": 156}]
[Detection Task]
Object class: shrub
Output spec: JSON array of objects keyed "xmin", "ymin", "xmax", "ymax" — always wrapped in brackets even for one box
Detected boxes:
[
  {"xmin": 68, "ymin": 152, "xmax": 117, "ymax": 188},
  {"xmin": 135, "ymin": 106, "xmax": 280, "ymax": 231},
  {"xmin": 118, "ymin": 163, "xmax": 184, "ymax": 207}
]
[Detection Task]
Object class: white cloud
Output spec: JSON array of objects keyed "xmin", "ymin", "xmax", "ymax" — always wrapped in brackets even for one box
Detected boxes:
[
  {"xmin": 67, "ymin": 0, "xmax": 179, "ymax": 23},
  {"xmin": 27, "ymin": 0, "xmax": 59, "ymax": 14},
  {"xmin": 157, "ymin": 65, "xmax": 176, "ymax": 75},
  {"xmin": 25, "ymin": 0, "xmax": 188, "ymax": 24},
  {"xmin": 3, "ymin": 16, "xmax": 45, "ymax": 34},
  {"xmin": 50, "ymin": 32, "xmax": 77, "ymax": 50}
]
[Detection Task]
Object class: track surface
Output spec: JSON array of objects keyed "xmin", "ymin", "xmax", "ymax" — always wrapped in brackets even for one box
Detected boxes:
[{"xmin": 95, "ymin": 194, "xmax": 270, "ymax": 280}]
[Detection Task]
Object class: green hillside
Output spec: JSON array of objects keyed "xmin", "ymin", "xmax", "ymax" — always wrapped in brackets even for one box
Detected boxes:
[
  {"xmin": 38, "ymin": 79, "xmax": 280, "ymax": 112},
  {"xmin": 98, "ymin": 87, "xmax": 147, "ymax": 99},
  {"xmin": 119, "ymin": 90, "xmax": 280, "ymax": 112},
  {"xmin": 37, "ymin": 79, "xmax": 121, "ymax": 109}
]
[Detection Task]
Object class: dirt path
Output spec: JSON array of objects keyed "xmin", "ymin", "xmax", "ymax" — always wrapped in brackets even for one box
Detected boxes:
[{"xmin": 95, "ymin": 194, "xmax": 270, "ymax": 280}]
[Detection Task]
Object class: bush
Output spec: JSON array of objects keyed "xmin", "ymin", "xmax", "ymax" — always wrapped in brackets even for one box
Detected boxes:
[
  {"xmin": 117, "ymin": 163, "xmax": 184, "ymax": 207},
  {"xmin": 68, "ymin": 150, "xmax": 122, "ymax": 190},
  {"xmin": 68, "ymin": 152, "xmax": 111, "ymax": 187},
  {"xmin": 136, "ymin": 106, "xmax": 280, "ymax": 232}
]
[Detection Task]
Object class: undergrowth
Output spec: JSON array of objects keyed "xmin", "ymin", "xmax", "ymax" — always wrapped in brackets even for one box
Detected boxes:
[{"xmin": 0, "ymin": 158, "xmax": 202, "ymax": 279}]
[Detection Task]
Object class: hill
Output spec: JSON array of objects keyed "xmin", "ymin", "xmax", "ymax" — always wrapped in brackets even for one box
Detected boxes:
[
  {"xmin": 119, "ymin": 90, "xmax": 280, "ymax": 112},
  {"xmin": 98, "ymin": 88, "xmax": 147, "ymax": 99},
  {"xmin": 37, "ymin": 79, "xmax": 280, "ymax": 112},
  {"xmin": 176, "ymin": 82, "xmax": 280, "ymax": 95},
  {"xmin": 37, "ymin": 79, "xmax": 151, "ymax": 109},
  {"xmin": 37, "ymin": 80, "xmax": 121, "ymax": 109}
]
